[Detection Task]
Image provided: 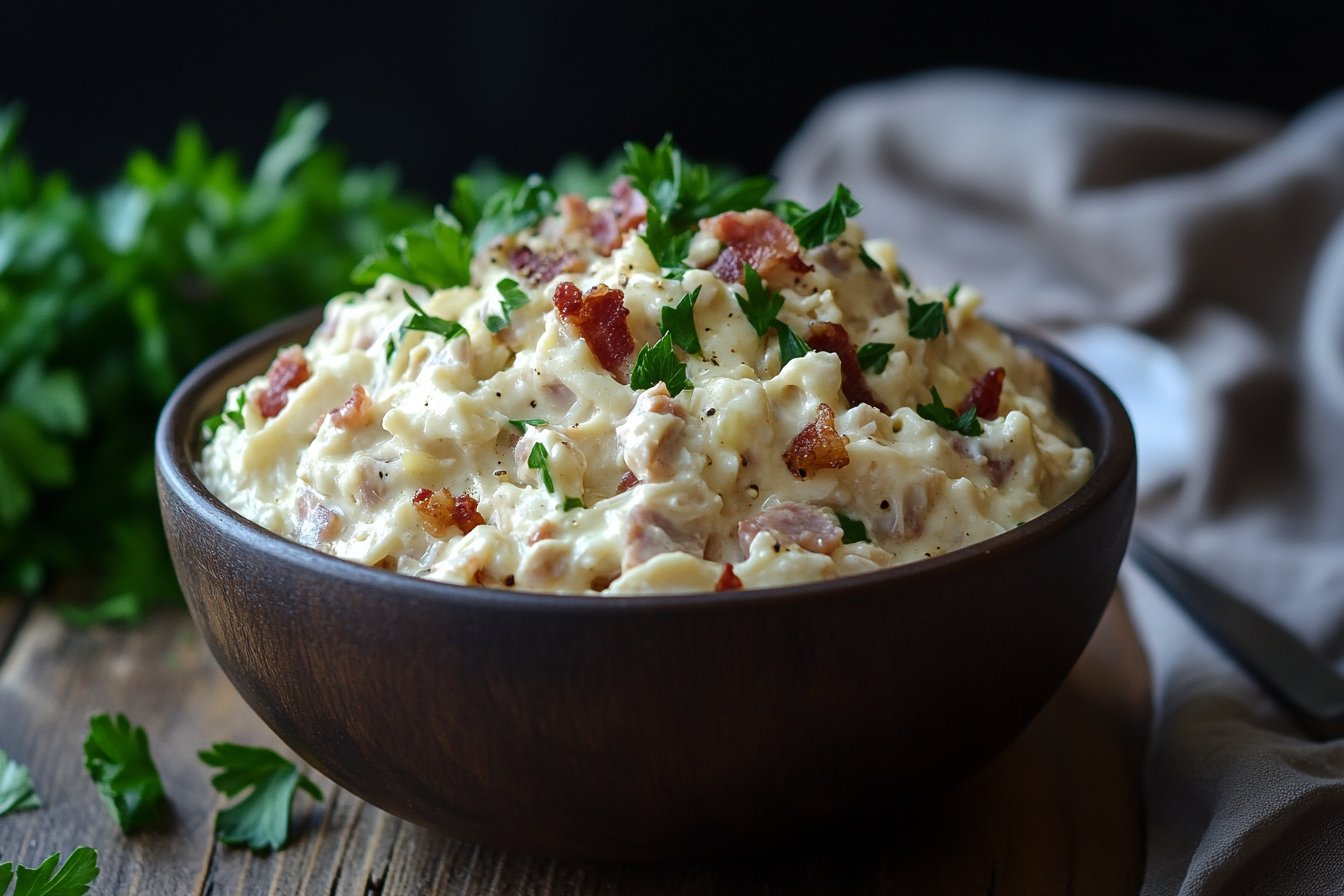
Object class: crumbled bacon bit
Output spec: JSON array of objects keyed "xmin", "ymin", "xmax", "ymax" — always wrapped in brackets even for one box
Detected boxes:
[
  {"xmin": 552, "ymin": 282, "xmax": 635, "ymax": 380},
  {"xmin": 715, "ymin": 563, "xmax": 743, "ymax": 591},
  {"xmin": 737, "ymin": 502, "xmax": 844, "ymax": 556},
  {"xmin": 295, "ymin": 486, "xmax": 340, "ymax": 547},
  {"xmin": 957, "ymin": 367, "xmax": 1006, "ymax": 419},
  {"xmin": 587, "ymin": 177, "xmax": 649, "ymax": 256},
  {"xmin": 259, "ymin": 346, "xmax": 310, "ymax": 418},
  {"xmin": 805, "ymin": 321, "xmax": 890, "ymax": 414},
  {"xmin": 328, "ymin": 384, "xmax": 373, "ymax": 430},
  {"xmin": 509, "ymin": 246, "xmax": 586, "ymax": 286},
  {"xmin": 617, "ymin": 471, "xmax": 641, "ymax": 493},
  {"xmin": 557, "ymin": 193, "xmax": 593, "ymax": 233},
  {"xmin": 783, "ymin": 403, "xmax": 850, "ymax": 478},
  {"xmin": 412, "ymin": 488, "xmax": 486, "ymax": 539},
  {"xmin": 699, "ymin": 209, "xmax": 814, "ymax": 284}
]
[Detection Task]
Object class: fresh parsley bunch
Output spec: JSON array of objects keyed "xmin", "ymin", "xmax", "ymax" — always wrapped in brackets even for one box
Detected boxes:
[
  {"xmin": 0, "ymin": 848, "xmax": 99, "ymax": 896},
  {"xmin": 0, "ymin": 100, "xmax": 426, "ymax": 621}
]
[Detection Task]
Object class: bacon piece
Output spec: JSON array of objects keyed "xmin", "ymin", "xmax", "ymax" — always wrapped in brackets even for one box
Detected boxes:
[
  {"xmin": 699, "ymin": 210, "xmax": 813, "ymax": 284},
  {"xmin": 295, "ymin": 486, "xmax": 340, "ymax": 547},
  {"xmin": 617, "ymin": 471, "xmax": 641, "ymax": 494},
  {"xmin": 509, "ymin": 246, "xmax": 586, "ymax": 286},
  {"xmin": 737, "ymin": 502, "xmax": 844, "ymax": 556},
  {"xmin": 805, "ymin": 321, "xmax": 890, "ymax": 414},
  {"xmin": 552, "ymin": 282, "xmax": 635, "ymax": 380},
  {"xmin": 329, "ymin": 384, "xmax": 373, "ymax": 430},
  {"xmin": 587, "ymin": 177, "xmax": 649, "ymax": 256},
  {"xmin": 259, "ymin": 346, "xmax": 310, "ymax": 418},
  {"xmin": 412, "ymin": 488, "xmax": 486, "ymax": 539},
  {"xmin": 783, "ymin": 403, "xmax": 850, "ymax": 479},
  {"xmin": 556, "ymin": 193, "xmax": 593, "ymax": 233},
  {"xmin": 715, "ymin": 563, "xmax": 743, "ymax": 591},
  {"xmin": 623, "ymin": 504, "xmax": 706, "ymax": 569},
  {"xmin": 957, "ymin": 367, "xmax": 1006, "ymax": 419}
]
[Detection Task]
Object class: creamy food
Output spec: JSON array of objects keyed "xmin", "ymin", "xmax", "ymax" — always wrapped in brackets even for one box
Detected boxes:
[{"xmin": 200, "ymin": 183, "xmax": 1092, "ymax": 594}]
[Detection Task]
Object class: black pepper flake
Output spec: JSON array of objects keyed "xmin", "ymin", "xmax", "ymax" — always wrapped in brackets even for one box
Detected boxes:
[
  {"xmin": 773, "ymin": 542, "xmax": 781, "ymax": 553},
  {"xmin": 530, "ymin": 400, "xmax": 537, "ymax": 408},
  {"xmin": 706, "ymin": 408, "xmax": 716, "ymax": 416},
  {"xmin": 504, "ymin": 575, "xmax": 516, "ymax": 586},
  {"xmin": 880, "ymin": 500, "xmax": 890, "ymax": 510}
]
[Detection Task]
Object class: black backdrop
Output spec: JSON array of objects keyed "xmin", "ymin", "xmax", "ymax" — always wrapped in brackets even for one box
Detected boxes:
[{"xmin": 4, "ymin": 0, "xmax": 1343, "ymax": 200}]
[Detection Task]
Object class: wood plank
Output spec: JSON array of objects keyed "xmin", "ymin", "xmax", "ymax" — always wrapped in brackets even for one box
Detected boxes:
[{"xmin": 0, "ymin": 590, "xmax": 1148, "ymax": 895}]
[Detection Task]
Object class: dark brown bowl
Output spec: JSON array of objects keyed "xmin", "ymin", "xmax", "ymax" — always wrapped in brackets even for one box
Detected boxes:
[{"xmin": 156, "ymin": 306, "xmax": 1136, "ymax": 861}]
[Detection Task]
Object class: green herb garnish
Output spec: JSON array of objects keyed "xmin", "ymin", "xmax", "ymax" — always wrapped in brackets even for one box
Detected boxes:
[
  {"xmin": 774, "ymin": 321, "xmax": 809, "ymax": 367},
  {"xmin": 896, "ymin": 265, "xmax": 912, "ymax": 288},
  {"xmin": 630, "ymin": 333, "xmax": 690, "ymax": 397},
  {"xmin": 204, "ymin": 391, "xmax": 246, "ymax": 437},
  {"xmin": 351, "ymin": 205, "xmax": 473, "ymax": 291},
  {"xmin": 198, "ymin": 743, "xmax": 323, "ymax": 853},
  {"xmin": 508, "ymin": 418, "xmax": 547, "ymax": 433},
  {"xmin": 858, "ymin": 244, "xmax": 881, "ymax": 270},
  {"xmin": 737, "ymin": 265, "xmax": 785, "ymax": 337},
  {"xmin": 789, "ymin": 183, "xmax": 863, "ymax": 249},
  {"xmin": 400, "ymin": 291, "xmax": 467, "ymax": 342},
  {"xmin": 946, "ymin": 281, "xmax": 961, "ymax": 306},
  {"xmin": 83, "ymin": 713, "xmax": 166, "ymax": 833},
  {"xmin": 835, "ymin": 512, "xmax": 868, "ymax": 544},
  {"xmin": 659, "ymin": 286, "xmax": 701, "ymax": 355},
  {"xmin": 640, "ymin": 207, "xmax": 694, "ymax": 279},
  {"xmin": 916, "ymin": 386, "xmax": 982, "ymax": 436},
  {"xmin": 0, "ymin": 748, "xmax": 40, "ymax": 816},
  {"xmin": 385, "ymin": 335, "xmax": 396, "ymax": 363},
  {"xmin": 856, "ymin": 342, "xmax": 895, "ymax": 374},
  {"xmin": 0, "ymin": 847, "xmax": 100, "ymax": 896},
  {"xmin": 907, "ymin": 296, "xmax": 949, "ymax": 340},
  {"xmin": 472, "ymin": 174, "xmax": 558, "ymax": 251},
  {"xmin": 485, "ymin": 277, "xmax": 530, "ymax": 333},
  {"xmin": 527, "ymin": 441, "xmax": 555, "ymax": 493},
  {"xmin": 563, "ymin": 496, "xmax": 584, "ymax": 512},
  {"xmin": 622, "ymin": 134, "xmax": 773, "ymax": 229}
]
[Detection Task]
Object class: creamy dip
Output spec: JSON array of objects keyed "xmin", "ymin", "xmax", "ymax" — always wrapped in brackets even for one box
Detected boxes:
[{"xmin": 200, "ymin": 187, "xmax": 1092, "ymax": 594}]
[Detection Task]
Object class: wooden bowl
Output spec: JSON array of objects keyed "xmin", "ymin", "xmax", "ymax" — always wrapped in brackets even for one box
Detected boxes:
[{"xmin": 156, "ymin": 307, "xmax": 1136, "ymax": 860}]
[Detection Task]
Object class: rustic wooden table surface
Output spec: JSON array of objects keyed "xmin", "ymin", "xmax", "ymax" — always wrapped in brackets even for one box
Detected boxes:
[{"xmin": 0, "ymin": 590, "xmax": 1149, "ymax": 895}]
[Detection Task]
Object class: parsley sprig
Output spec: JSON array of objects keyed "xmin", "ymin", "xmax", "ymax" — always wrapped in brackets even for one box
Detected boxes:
[
  {"xmin": 0, "ymin": 748, "xmax": 40, "ymax": 817},
  {"xmin": 199, "ymin": 743, "xmax": 324, "ymax": 852},
  {"xmin": 400, "ymin": 291, "xmax": 467, "ymax": 342},
  {"xmin": 857, "ymin": 342, "xmax": 895, "ymax": 374},
  {"xmin": 352, "ymin": 205, "xmax": 472, "ymax": 291},
  {"xmin": 778, "ymin": 183, "xmax": 863, "ymax": 249},
  {"xmin": 630, "ymin": 333, "xmax": 690, "ymax": 397},
  {"xmin": 659, "ymin": 286, "xmax": 701, "ymax": 355},
  {"xmin": 835, "ymin": 512, "xmax": 869, "ymax": 545},
  {"xmin": 622, "ymin": 134, "xmax": 773, "ymax": 230},
  {"xmin": 83, "ymin": 713, "xmax": 166, "ymax": 833},
  {"xmin": 858, "ymin": 245, "xmax": 882, "ymax": 270},
  {"xmin": 527, "ymin": 442, "xmax": 555, "ymax": 493},
  {"xmin": 203, "ymin": 392, "xmax": 246, "ymax": 438},
  {"xmin": 471, "ymin": 174, "xmax": 558, "ymax": 251},
  {"xmin": 508, "ymin": 418, "xmax": 547, "ymax": 432},
  {"xmin": 485, "ymin": 278, "xmax": 530, "ymax": 333},
  {"xmin": 907, "ymin": 296, "xmax": 949, "ymax": 340},
  {"xmin": 0, "ymin": 847, "xmax": 100, "ymax": 896},
  {"xmin": 736, "ymin": 266, "xmax": 809, "ymax": 368},
  {"xmin": 641, "ymin": 207, "xmax": 694, "ymax": 279},
  {"xmin": 917, "ymin": 387, "xmax": 982, "ymax": 436}
]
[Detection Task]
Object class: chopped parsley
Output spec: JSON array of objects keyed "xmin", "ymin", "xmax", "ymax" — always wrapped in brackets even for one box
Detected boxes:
[
  {"xmin": 352, "ymin": 205, "xmax": 473, "ymax": 291},
  {"xmin": 774, "ymin": 322, "xmax": 810, "ymax": 367},
  {"xmin": 916, "ymin": 386, "xmax": 982, "ymax": 437},
  {"xmin": 485, "ymin": 277, "xmax": 530, "ymax": 333},
  {"xmin": 0, "ymin": 847, "xmax": 100, "ymax": 896},
  {"xmin": 203, "ymin": 391, "xmax": 246, "ymax": 437},
  {"xmin": 199, "ymin": 743, "xmax": 324, "ymax": 853},
  {"xmin": 563, "ymin": 496, "xmax": 584, "ymax": 512},
  {"xmin": 858, "ymin": 244, "xmax": 882, "ymax": 270},
  {"xmin": 527, "ymin": 441, "xmax": 555, "ymax": 493},
  {"xmin": 630, "ymin": 333, "xmax": 690, "ymax": 397},
  {"xmin": 640, "ymin": 208, "xmax": 694, "ymax": 279},
  {"xmin": 400, "ymin": 291, "xmax": 467, "ymax": 342},
  {"xmin": 384, "ymin": 335, "xmax": 396, "ymax": 363},
  {"xmin": 856, "ymin": 342, "xmax": 895, "ymax": 374},
  {"xmin": 771, "ymin": 199, "xmax": 808, "ymax": 223},
  {"xmin": 659, "ymin": 286, "xmax": 701, "ymax": 355},
  {"xmin": 472, "ymin": 174, "xmax": 558, "ymax": 251},
  {"xmin": 907, "ymin": 296, "xmax": 949, "ymax": 340},
  {"xmin": 736, "ymin": 265, "xmax": 785, "ymax": 338},
  {"xmin": 788, "ymin": 183, "xmax": 863, "ymax": 249},
  {"xmin": 946, "ymin": 281, "xmax": 961, "ymax": 306},
  {"xmin": 835, "ymin": 512, "xmax": 869, "ymax": 544},
  {"xmin": 896, "ymin": 265, "xmax": 912, "ymax": 288},
  {"xmin": 0, "ymin": 747, "xmax": 40, "ymax": 816},
  {"xmin": 508, "ymin": 418, "xmax": 547, "ymax": 433},
  {"xmin": 622, "ymin": 134, "xmax": 773, "ymax": 230},
  {"xmin": 83, "ymin": 713, "xmax": 166, "ymax": 834}
]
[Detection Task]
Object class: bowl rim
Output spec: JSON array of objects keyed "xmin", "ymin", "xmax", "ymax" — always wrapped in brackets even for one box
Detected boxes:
[{"xmin": 156, "ymin": 305, "xmax": 1135, "ymax": 614}]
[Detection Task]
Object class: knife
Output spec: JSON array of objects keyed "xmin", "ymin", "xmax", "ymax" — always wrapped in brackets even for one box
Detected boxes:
[{"xmin": 1128, "ymin": 534, "xmax": 1344, "ymax": 741}]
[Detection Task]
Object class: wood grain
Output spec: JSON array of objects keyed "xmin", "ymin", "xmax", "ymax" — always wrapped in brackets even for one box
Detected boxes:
[{"xmin": 0, "ymin": 592, "xmax": 1148, "ymax": 895}]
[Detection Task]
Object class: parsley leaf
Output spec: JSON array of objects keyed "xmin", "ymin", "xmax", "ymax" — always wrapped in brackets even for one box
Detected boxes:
[
  {"xmin": 916, "ymin": 387, "xmax": 983, "ymax": 437},
  {"xmin": 203, "ymin": 392, "xmax": 245, "ymax": 438},
  {"xmin": 790, "ymin": 183, "xmax": 863, "ymax": 249},
  {"xmin": 623, "ymin": 135, "xmax": 773, "ymax": 229},
  {"xmin": 835, "ymin": 512, "xmax": 868, "ymax": 544},
  {"xmin": 4, "ymin": 847, "xmax": 100, "ymax": 896},
  {"xmin": 946, "ymin": 281, "xmax": 961, "ymax": 306},
  {"xmin": 659, "ymin": 286, "xmax": 701, "ymax": 355},
  {"xmin": 774, "ymin": 322, "xmax": 809, "ymax": 367},
  {"xmin": 0, "ymin": 747, "xmax": 40, "ymax": 816},
  {"xmin": 400, "ymin": 291, "xmax": 467, "ymax": 342},
  {"xmin": 771, "ymin": 199, "xmax": 808, "ymax": 224},
  {"xmin": 856, "ymin": 342, "xmax": 895, "ymax": 374},
  {"xmin": 508, "ymin": 418, "xmax": 547, "ymax": 432},
  {"xmin": 199, "ymin": 743, "xmax": 323, "ymax": 853},
  {"xmin": 563, "ymin": 496, "xmax": 584, "ymax": 512},
  {"xmin": 736, "ymin": 265, "xmax": 785, "ymax": 338},
  {"xmin": 384, "ymin": 335, "xmax": 396, "ymax": 363},
  {"xmin": 640, "ymin": 208, "xmax": 693, "ymax": 279},
  {"xmin": 473, "ymin": 174, "xmax": 557, "ymax": 251},
  {"xmin": 907, "ymin": 296, "xmax": 949, "ymax": 340},
  {"xmin": 485, "ymin": 278, "xmax": 530, "ymax": 333},
  {"xmin": 858, "ymin": 245, "xmax": 881, "ymax": 270},
  {"xmin": 352, "ymin": 206, "xmax": 473, "ymax": 291},
  {"xmin": 527, "ymin": 442, "xmax": 555, "ymax": 494},
  {"xmin": 896, "ymin": 265, "xmax": 912, "ymax": 288},
  {"xmin": 83, "ymin": 713, "xmax": 165, "ymax": 833},
  {"xmin": 630, "ymin": 333, "xmax": 690, "ymax": 398}
]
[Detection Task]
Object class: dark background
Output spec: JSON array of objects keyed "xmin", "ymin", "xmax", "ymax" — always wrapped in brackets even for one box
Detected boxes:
[{"xmin": 3, "ymin": 0, "xmax": 1342, "ymax": 201}]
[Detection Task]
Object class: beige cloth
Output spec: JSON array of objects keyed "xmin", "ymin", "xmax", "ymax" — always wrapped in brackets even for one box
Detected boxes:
[{"xmin": 776, "ymin": 69, "xmax": 1344, "ymax": 894}]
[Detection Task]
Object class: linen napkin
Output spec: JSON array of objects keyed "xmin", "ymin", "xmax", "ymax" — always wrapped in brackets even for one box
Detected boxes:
[{"xmin": 775, "ymin": 69, "xmax": 1344, "ymax": 895}]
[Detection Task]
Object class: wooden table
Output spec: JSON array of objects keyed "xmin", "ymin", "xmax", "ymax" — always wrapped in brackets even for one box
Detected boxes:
[{"xmin": 0, "ymin": 591, "xmax": 1149, "ymax": 895}]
